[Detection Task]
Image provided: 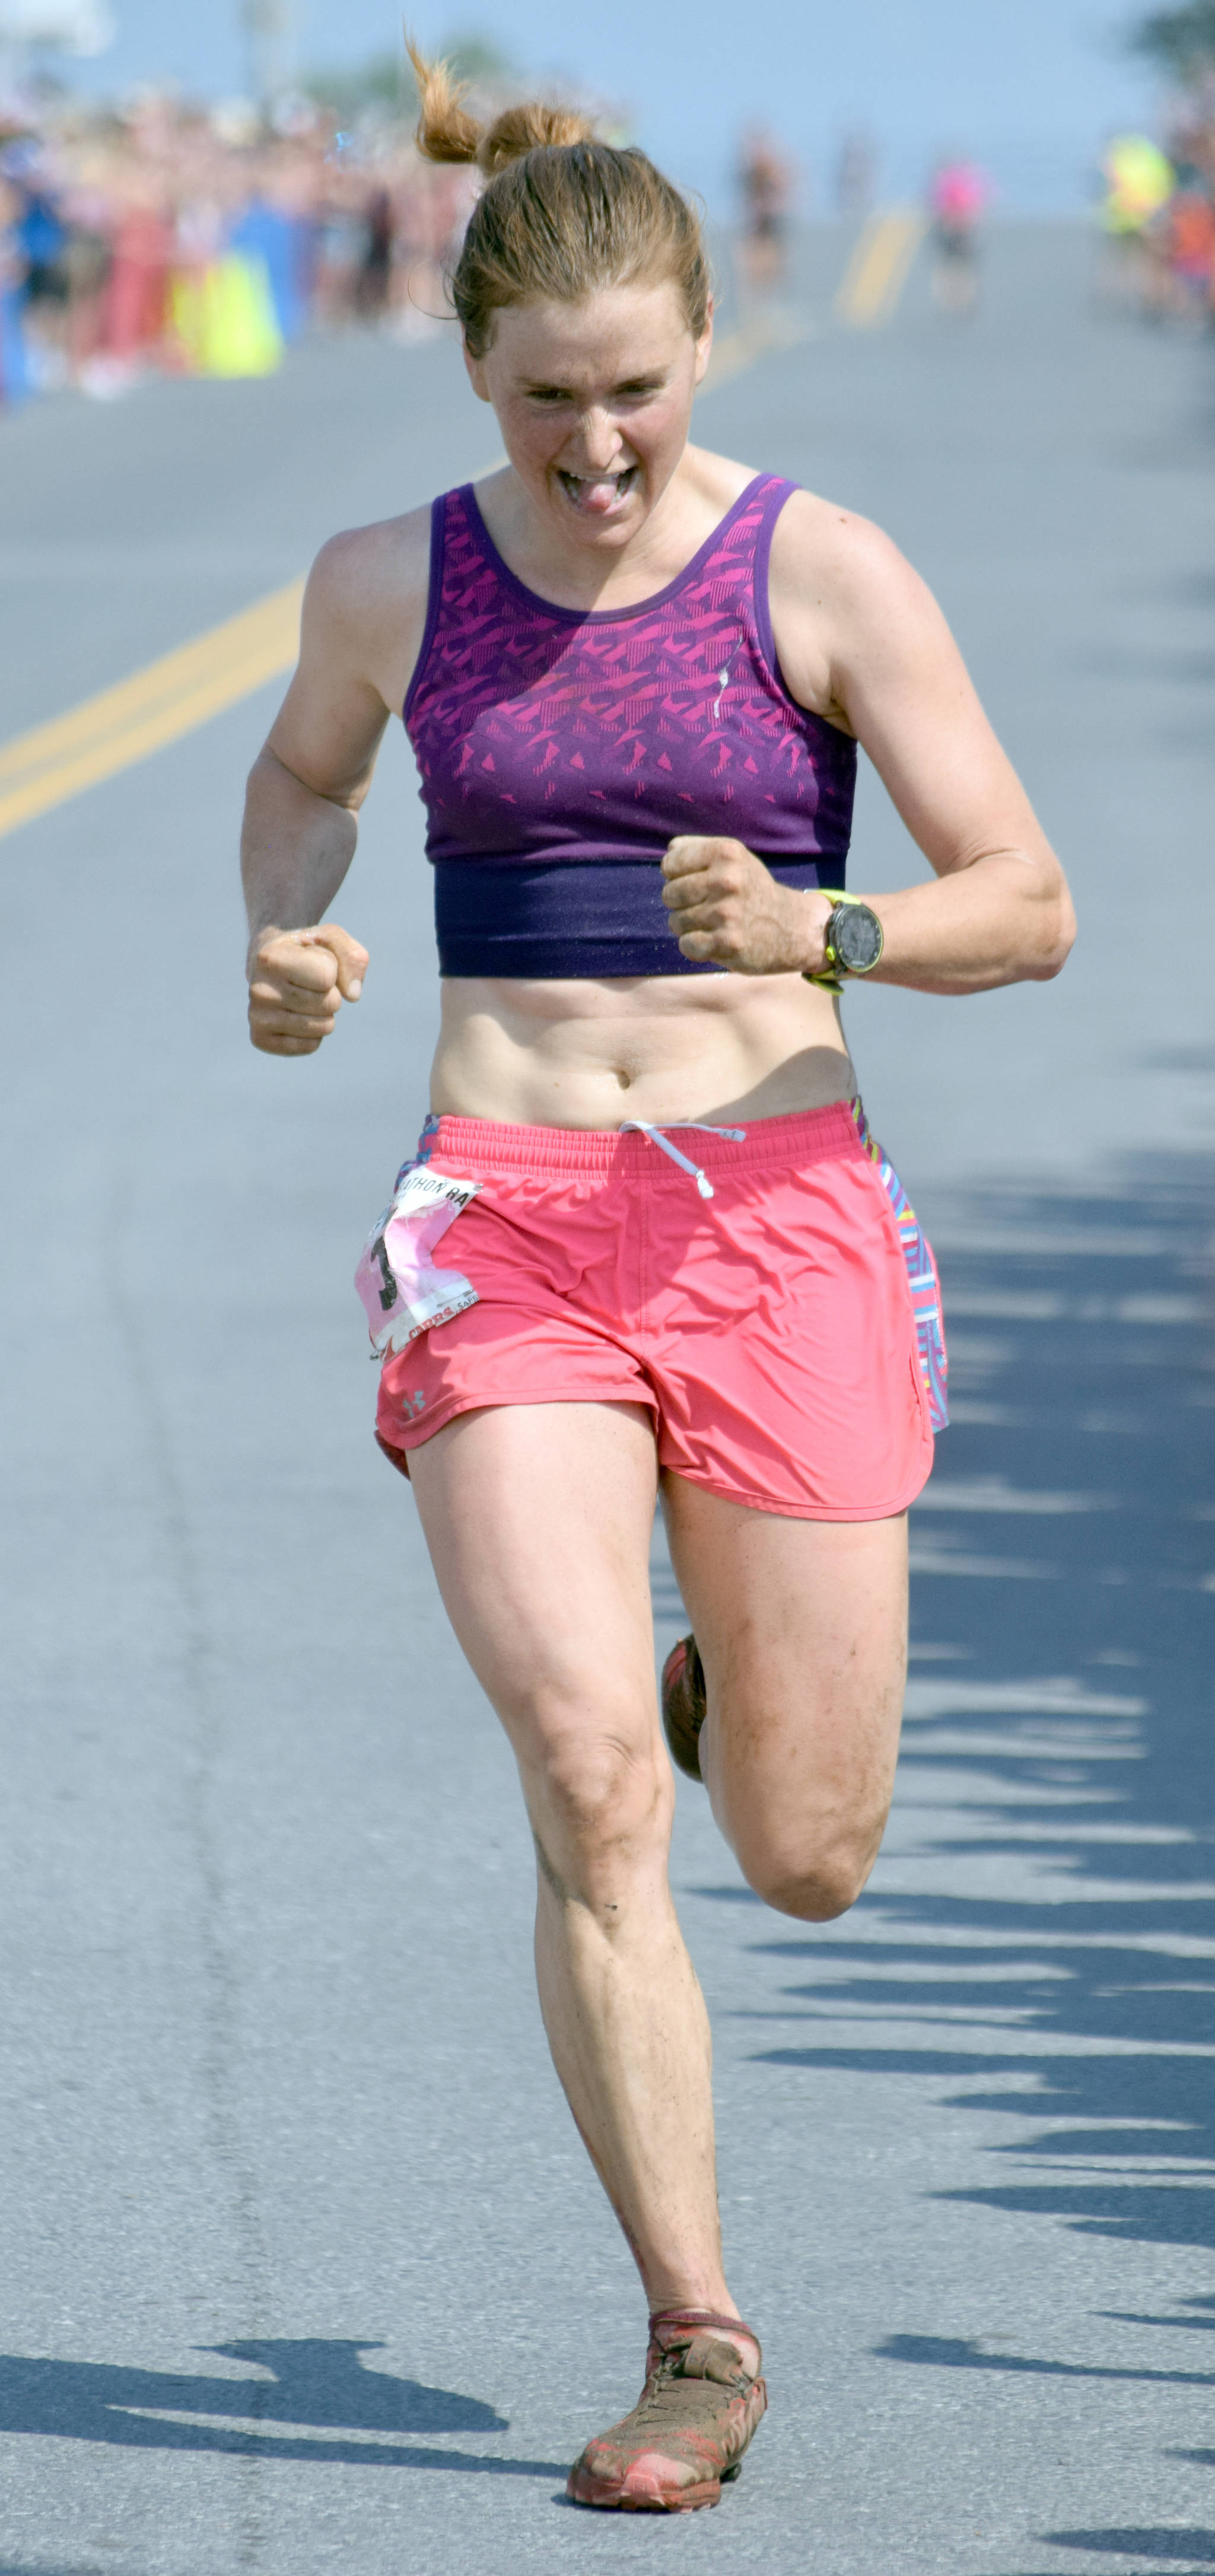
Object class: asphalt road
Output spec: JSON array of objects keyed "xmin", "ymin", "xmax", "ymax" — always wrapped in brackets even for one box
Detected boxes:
[{"xmin": 2, "ymin": 223, "xmax": 1215, "ymax": 2576}]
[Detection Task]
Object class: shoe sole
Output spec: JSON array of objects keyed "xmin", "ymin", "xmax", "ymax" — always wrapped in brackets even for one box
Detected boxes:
[
  {"xmin": 567, "ymin": 2458, "xmax": 745, "ymax": 2511},
  {"xmin": 567, "ymin": 2468, "xmax": 724, "ymax": 2510}
]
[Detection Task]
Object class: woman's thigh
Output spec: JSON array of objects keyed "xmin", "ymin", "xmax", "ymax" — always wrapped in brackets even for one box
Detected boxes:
[
  {"xmin": 407, "ymin": 1402, "xmax": 668, "ymax": 1887},
  {"xmin": 661, "ymin": 1475, "xmax": 908, "ymax": 1919}
]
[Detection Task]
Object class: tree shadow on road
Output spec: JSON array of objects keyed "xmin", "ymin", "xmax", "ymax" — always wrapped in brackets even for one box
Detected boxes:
[
  {"xmin": 0, "ymin": 2336, "xmax": 565, "ymax": 2475},
  {"xmin": 877, "ymin": 2313, "xmax": 1215, "ymax": 2387},
  {"xmin": 688, "ymin": 1151, "xmax": 1215, "ymax": 2297},
  {"xmin": 1042, "ymin": 2535, "xmax": 1215, "ymax": 2565}
]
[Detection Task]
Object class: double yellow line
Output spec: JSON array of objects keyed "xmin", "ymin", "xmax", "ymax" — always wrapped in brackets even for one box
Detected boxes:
[
  {"xmin": 0, "ymin": 577, "xmax": 304, "ymax": 842},
  {"xmin": 835, "ymin": 208, "xmax": 927, "ymax": 329}
]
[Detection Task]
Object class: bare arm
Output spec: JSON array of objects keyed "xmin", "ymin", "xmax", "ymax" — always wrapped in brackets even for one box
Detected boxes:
[
  {"xmin": 664, "ymin": 496, "xmax": 1076, "ymax": 989},
  {"xmin": 241, "ymin": 510, "xmax": 428, "ymax": 1055},
  {"xmin": 242, "ymin": 749, "xmax": 360, "ymax": 943},
  {"xmin": 813, "ymin": 507, "xmax": 1074, "ymax": 988}
]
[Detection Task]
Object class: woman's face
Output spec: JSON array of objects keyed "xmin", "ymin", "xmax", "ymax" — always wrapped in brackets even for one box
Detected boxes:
[{"xmin": 465, "ymin": 278, "xmax": 712, "ymax": 550}]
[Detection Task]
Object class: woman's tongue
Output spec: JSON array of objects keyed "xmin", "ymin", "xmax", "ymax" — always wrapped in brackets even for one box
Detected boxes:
[{"xmin": 561, "ymin": 466, "xmax": 634, "ymax": 514}]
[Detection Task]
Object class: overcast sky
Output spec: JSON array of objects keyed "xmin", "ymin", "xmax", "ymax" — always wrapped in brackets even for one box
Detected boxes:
[{"xmin": 55, "ymin": 0, "xmax": 1162, "ymax": 211}]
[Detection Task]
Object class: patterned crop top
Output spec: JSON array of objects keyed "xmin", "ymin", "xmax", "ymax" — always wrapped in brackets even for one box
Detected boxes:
[{"xmin": 403, "ymin": 472, "xmax": 857, "ymax": 978}]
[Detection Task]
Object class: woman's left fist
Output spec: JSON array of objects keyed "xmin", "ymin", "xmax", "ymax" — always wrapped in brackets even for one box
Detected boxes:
[{"xmin": 661, "ymin": 835, "xmax": 831, "ymax": 975}]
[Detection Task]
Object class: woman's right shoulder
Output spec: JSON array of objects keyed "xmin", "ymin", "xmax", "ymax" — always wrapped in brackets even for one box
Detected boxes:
[
  {"xmin": 306, "ymin": 500, "xmax": 437, "ymax": 630},
  {"xmin": 300, "ymin": 498, "xmax": 443, "ymax": 713}
]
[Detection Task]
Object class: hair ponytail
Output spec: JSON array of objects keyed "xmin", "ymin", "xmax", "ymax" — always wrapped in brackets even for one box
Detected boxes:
[
  {"xmin": 406, "ymin": 38, "xmax": 711, "ymax": 357},
  {"xmin": 475, "ymin": 101, "xmax": 598, "ymax": 175},
  {"xmin": 406, "ymin": 37, "xmax": 481, "ymax": 164},
  {"xmin": 408, "ymin": 37, "xmax": 595, "ymax": 173}
]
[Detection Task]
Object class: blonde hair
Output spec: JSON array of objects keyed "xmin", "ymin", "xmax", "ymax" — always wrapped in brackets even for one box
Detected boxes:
[{"xmin": 408, "ymin": 39, "xmax": 711, "ymax": 358}]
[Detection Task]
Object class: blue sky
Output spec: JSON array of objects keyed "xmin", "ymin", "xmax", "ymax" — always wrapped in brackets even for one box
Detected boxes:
[{"xmin": 57, "ymin": 0, "xmax": 1163, "ymax": 211}]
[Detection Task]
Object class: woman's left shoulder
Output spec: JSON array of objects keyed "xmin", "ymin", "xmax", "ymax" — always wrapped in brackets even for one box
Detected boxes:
[
  {"xmin": 765, "ymin": 489, "xmax": 952, "ymax": 720},
  {"xmin": 769, "ymin": 487, "xmax": 941, "ymax": 641},
  {"xmin": 770, "ymin": 485, "xmax": 909, "ymax": 579}
]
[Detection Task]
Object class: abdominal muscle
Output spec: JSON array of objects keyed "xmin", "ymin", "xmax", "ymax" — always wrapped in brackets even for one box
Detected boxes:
[{"xmin": 430, "ymin": 973, "xmax": 857, "ymax": 1131}]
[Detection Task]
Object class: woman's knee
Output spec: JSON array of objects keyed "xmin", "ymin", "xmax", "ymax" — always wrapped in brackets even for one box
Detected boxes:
[
  {"xmin": 731, "ymin": 1807, "xmax": 889, "ymax": 1922},
  {"xmin": 705, "ymin": 1674, "xmax": 901, "ymax": 1922},
  {"xmin": 524, "ymin": 1703, "xmax": 673, "ymax": 1900},
  {"xmin": 745, "ymin": 1841, "xmax": 873, "ymax": 1922}
]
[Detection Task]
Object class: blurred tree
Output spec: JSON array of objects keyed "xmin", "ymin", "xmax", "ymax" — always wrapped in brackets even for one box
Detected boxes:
[
  {"xmin": 439, "ymin": 31, "xmax": 514, "ymax": 83},
  {"xmin": 1130, "ymin": 2, "xmax": 1215, "ymax": 79},
  {"xmin": 303, "ymin": 30, "xmax": 513, "ymax": 122},
  {"xmin": 303, "ymin": 51, "xmax": 411, "ymax": 119}
]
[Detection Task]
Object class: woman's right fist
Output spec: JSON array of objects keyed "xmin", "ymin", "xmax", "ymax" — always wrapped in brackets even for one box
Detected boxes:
[{"xmin": 246, "ymin": 924, "xmax": 370, "ymax": 1055}]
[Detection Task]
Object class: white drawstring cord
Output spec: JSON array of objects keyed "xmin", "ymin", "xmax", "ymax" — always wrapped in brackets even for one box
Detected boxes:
[{"xmin": 621, "ymin": 1120, "xmax": 747, "ymax": 1201}]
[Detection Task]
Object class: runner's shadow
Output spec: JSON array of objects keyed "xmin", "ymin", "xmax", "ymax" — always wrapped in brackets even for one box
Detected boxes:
[
  {"xmin": 0, "ymin": 2337, "xmax": 564, "ymax": 2475},
  {"xmin": 202, "ymin": 2338, "xmax": 504, "ymax": 2430}
]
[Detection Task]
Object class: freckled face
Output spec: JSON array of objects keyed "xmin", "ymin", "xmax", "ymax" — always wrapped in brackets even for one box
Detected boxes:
[{"xmin": 464, "ymin": 281, "xmax": 712, "ymax": 552}]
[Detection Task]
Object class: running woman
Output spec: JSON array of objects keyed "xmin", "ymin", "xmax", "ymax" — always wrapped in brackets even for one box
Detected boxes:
[
  {"xmin": 929, "ymin": 157, "xmax": 989, "ymax": 316},
  {"xmin": 241, "ymin": 53, "xmax": 1075, "ymax": 2515}
]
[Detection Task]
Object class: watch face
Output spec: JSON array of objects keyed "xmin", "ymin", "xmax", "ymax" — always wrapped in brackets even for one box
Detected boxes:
[{"xmin": 834, "ymin": 903, "xmax": 883, "ymax": 973}]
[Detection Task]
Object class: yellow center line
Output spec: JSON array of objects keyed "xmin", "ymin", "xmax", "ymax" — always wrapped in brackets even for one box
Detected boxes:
[
  {"xmin": 0, "ymin": 579, "xmax": 304, "ymax": 840},
  {"xmin": 0, "ymin": 307, "xmax": 807, "ymax": 849},
  {"xmin": 701, "ymin": 310, "xmax": 814, "ymax": 391},
  {"xmin": 835, "ymin": 208, "xmax": 927, "ymax": 329}
]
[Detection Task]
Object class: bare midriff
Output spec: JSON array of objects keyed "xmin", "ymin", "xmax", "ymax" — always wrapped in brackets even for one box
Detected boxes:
[{"xmin": 430, "ymin": 974, "xmax": 855, "ymax": 1131}]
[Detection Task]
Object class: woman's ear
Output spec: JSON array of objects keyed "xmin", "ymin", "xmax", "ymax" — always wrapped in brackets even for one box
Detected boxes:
[{"xmin": 693, "ymin": 300, "xmax": 714, "ymax": 386}]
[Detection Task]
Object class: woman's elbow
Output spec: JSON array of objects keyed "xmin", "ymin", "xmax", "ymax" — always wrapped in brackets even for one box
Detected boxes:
[{"xmin": 1027, "ymin": 880, "xmax": 1077, "ymax": 982}]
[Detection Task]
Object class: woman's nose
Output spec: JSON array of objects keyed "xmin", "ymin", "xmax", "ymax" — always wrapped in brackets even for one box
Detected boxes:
[{"xmin": 575, "ymin": 408, "xmax": 623, "ymax": 467}]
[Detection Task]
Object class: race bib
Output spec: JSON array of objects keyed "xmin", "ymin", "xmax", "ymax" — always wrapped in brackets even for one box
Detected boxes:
[{"xmin": 355, "ymin": 1165, "xmax": 482, "ymax": 1357}]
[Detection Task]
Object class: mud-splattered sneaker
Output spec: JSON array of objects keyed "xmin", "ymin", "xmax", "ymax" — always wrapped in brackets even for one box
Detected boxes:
[
  {"xmin": 661, "ymin": 1634, "xmax": 707, "ymax": 1782},
  {"xmin": 567, "ymin": 2310, "xmax": 766, "ymax": 2511}
]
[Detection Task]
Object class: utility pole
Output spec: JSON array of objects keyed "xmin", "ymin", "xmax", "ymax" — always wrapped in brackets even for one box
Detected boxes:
[{"xmin": 240, "ymin": 0, "xmax": 292, "ymax": 107}]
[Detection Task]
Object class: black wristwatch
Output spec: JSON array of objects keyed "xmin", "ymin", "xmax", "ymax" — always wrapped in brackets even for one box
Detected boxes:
[{"xmin": 803, "ymin": 892, "xmax": 885, "ymax": 992}]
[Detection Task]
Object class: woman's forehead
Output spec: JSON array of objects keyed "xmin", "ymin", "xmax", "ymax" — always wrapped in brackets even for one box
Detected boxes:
[{"xmin": 487, "ymin": 279, "xmax": 696, "ymax": 372}]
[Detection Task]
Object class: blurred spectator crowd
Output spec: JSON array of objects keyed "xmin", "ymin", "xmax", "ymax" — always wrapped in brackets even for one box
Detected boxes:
[
  {"xmin": 1101, "ymin": 93, "xmax": 1215, "ymax": 321},
  {"xmin": 5, "ymin": 71, "xmax": 1214, "ymax": 413},
  {"xmin": 0, "ymin": 85, "xmax": 476, "ymax": 405}
]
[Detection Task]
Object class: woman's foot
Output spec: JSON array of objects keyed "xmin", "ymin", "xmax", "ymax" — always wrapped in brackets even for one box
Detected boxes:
[
  {"xmin": 661, "ymin": 1634, "xmax": 707, "ymax": 1781},
  {"xmin": 567, "ymin": 2311, "xmax": 766, "ymax": 2511}
]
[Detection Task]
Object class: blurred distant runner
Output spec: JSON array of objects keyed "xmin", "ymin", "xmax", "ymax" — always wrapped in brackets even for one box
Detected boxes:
[
  {"xmin": 929, "ymin": 158, "xmax": 988, "ymax": 316},
  {"xmin": 835, "ymin": 128, "xmax": 877, "ymax": 223},
  {"xmin": 1162, "ymin": 165, "xmax": 1215, "ymax": 323},
  {"xmin": 242, "ymin": 42, "xmax": 1075, "ymax": 2517},
  {"xmin": 1099, "ymin": 132, "xmax": 1174, "ymax": 310},
  {"xmin": 737, "ymin": 125, "xmax": 794, "ymax": 302}
]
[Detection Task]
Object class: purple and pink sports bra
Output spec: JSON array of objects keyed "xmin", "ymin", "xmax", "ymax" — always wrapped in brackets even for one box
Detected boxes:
[{"xmin": 403, "ymin": 472, "xmax": 857, "ymax": 979}]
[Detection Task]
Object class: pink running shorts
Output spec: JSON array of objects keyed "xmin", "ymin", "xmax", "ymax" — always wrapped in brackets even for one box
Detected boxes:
[{"xmin": 371, "ymin": 1101, "xmax": 946, "ymax": 1521}]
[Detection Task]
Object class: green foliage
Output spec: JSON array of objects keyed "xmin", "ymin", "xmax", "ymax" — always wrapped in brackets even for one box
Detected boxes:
[
  {"xmin": 440, "ymin": 31, "xmax": 515, "ymax": 84},
  {"xmin": 303, "ymin": 51, "xmax": 412, "ymax": 119},
  {"xmin": 1130, "ymin": 2, "xmax": 1215, "ymax": 77},
  {"xmin": 303, "ymin": 29, "xmax": 514, "ymax": 124}
]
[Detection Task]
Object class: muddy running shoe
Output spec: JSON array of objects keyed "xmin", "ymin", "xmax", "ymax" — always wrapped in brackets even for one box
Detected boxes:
[
  {"xmin": 567, "ymin": 2310, "xmax": 766, "ymax": 2512},
  {"xmin": 661, "ymin": 1634, "xmax": 707, "ymax": 1782}
]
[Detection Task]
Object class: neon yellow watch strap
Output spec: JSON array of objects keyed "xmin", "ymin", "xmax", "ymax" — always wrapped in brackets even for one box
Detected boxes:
[{"xmin": 802, "ymin": 888, "xmax": 876, "ymax": 993}]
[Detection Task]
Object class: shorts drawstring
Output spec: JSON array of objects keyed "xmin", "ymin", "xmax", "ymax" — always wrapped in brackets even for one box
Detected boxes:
[{"xmin": 620, "ymin": 1121, "xmax": 748, "ymax": 1201}]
